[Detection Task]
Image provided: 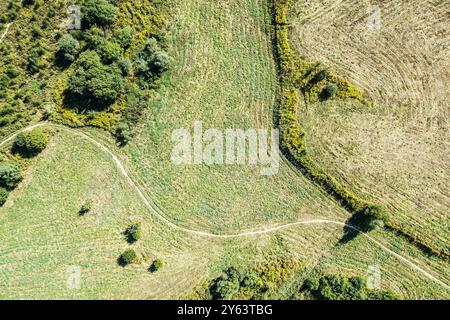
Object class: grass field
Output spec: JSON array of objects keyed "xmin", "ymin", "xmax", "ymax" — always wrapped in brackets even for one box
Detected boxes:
[
  {"xmin": 0, "ymin": 128, "xmax": 447, "ymax": 299},
  {"xmin": 0, "ymin": 0, "xmax": 448, "ymax": 300},
  {"xmin": 289, "ymin": 0, "xmax": 449, "ymax": 254},
  {"xmin": 114, "ymin": 0, "xmax": 352, "ymax": 233},
  {"xmin": 0, "ymin": 129, "xmax": 229, "ymax": 299}
]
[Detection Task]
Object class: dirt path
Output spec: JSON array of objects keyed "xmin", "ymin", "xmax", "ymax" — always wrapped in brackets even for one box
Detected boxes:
[
  {"xmin": 0, "ymin": 122, "xmax": 448, "ymax": 290},
  {"xmin": 0, "ymin": 23, "xmax": 11, "ymax": 43}
]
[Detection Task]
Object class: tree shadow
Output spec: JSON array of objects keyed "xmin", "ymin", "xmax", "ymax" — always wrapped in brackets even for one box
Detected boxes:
[{"xmin": 339, "ymin": 212, "xmax": 370, "ymax": 244}]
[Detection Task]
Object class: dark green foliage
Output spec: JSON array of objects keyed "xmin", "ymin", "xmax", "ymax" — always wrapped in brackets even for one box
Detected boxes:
[
  {"xmin": 79, "ymin": 199, "xmax": 93, "ymax": 216},
  {"xmin": 125, "ymin": 223, "xmax": 142, "ymax": 243},
  {"xmin": 22, "ymin": 0, "xmax": 36, "ymax": 6},
  {"xmin": 13, "ymin": 129, "xmax": 48, "ymax": 157},
  {"xmin": 118, "ymin": 249, "xmax": 137, "ymax": 266},
  {"xmin": 307, "ymin": 70, "xmax": 329, "ymax": 89},
  {"xmin": 0, "ymin": 163, "xmax": 22, "ymax": 190},
  {"xmin": 210, "ymin": 267, "xmax": 241, "ymax": 300},
  {"xmin": 116, "ymin": 26, "xmax": 134, "ymax": 48},
  {"xmin": 0, "ymin": 74, "xmax": 10, "ymax": 97},
  {"xmin": 56, "ymin": 34, "xmax": 80, "ymax": 65},
  {"xmin": 96, "ymin": 40, "xmax": 123, "ymax": 64},
  {"xmin": 115, "ymin": 122, "xmax": 132, "ymax": 146},
  {"xmin": 134, "ymin": 38, "xmax": 169, "ymax": 84},
  {"xmin": 0, "ymin": 187, "xmax": 9, "ymax": 206},
  {"xmin": 83, "ymin": 0, "xmax": 117, "ymax": 28},
  {"xmin": 117, "ymin": 58, "xmax": 132, "ymax": 76},
  {"xmin": 320, "ymin": 83, "xmax": 338, "ymax": 101},
  {"xmin": 66, "ymin": 50, "xmax": 124, "ymax": 108},
  {"xmin": 6, "ymin": 66, "xmax": 20, "ymax": 79},
  {"xmin": 302, "ymin": 274, "xmax": 399, "ymax": 300},
  {"xmin": 208, "ymin": 259, "xmax": 301, "ymax": 300},
  {"xmin": 149, "ymin": 259, "xmax": 164, "ymax": 272},
  {"xmin": 362, "ymin": 204, "xmax": 389, "ymax": 230},
  {"xmin": 31, "ymin": 26, "xmax": 42, "ymax": 38},
  {"xmin": 115, "ymin": 84, "xmax": 148, "ymax": 145},
  {"xmin": 83, "ymin": 27, "xmax": 105, "ymax": 49},
  {"xmin": 26, "ymin": 45, "xmax": 46, "ymax": 74}
]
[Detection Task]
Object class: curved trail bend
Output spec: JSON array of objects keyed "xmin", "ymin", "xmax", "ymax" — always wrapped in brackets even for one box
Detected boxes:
[{"xmin": 0, "ymin": 122, "xmax": 448, "ymax": 290}]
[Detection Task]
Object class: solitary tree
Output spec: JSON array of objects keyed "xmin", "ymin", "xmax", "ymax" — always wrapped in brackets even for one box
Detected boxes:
[
  {"xmin": 149, "ymin": 259, "xmax": 164, "ymax": 272},
  {"xmin": 320, "ymin": 83, "xmax": 338, "ymax": 101},
  {"xmin": 13, "ymin": 129, "xmax": 48, "ymax": 157},
  {"xmin": 118, "ymin": 249, "xmax": 137, "ymax": 266}
]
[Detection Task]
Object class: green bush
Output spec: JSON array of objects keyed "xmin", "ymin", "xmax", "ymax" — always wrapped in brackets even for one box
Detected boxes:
[
  {"xmin": 83, "ymin": 0, "xmax": 117, "ymax": 28},
  {"xmin": 22, "ymin": 0, "xmax": 36, "ymax": 6},
  {"xmin": 320, "ymin": 83, "xmax": 338, "ymax": 101},
  {"xmin": 362, "ymin": 204, "xmax": 389, "ymax": 230},
  {"xmin": 0, "ymin": 187, "xmax": 9, "ymax": 206},
  {"xmin": 116, "ymin": 26, "xmax": 134, "ymax": 48},
  {"xmin": 67, "ymin": 50, "xmax": 124, "ymax": 108},
  {"xmin": 118, "ymin": 249, "xmax": 137, "ymax": 266},
  {"xmin": 303, "ymin": 274, "xmax": 399, "ymax": 300},
  {"xmin": 125, "ymin": 223, "xmax": 142, "ymax": 243},
  {"xmin": 26, "ymin": 45, "xmax": 46, "ymax": 74},
  {"xmin": 149, "ymin": 259, "xmax": 164, "ymax": 272},
  {"xmin": 96, "ymin": 40, "xmax": 123, "ymax": 64},
  {"xmin": 56, "ymin": 34, "xmax": 80, "ymax": 65},
  {"xmin": 117, "ymin": 58, "xmax": 132, "ymax": 76},
  {"xmin": 13, "ymin": 129, "xmax": 48, "ymax": 156},
  {"xmin": 115, "ymin": 122, "xmax": 132, "ymax": 146},
  {"xmin": 134, "ymin": 38, "xmax": 169, "ymax": 83},
  {"xmin": 0, "ymin": 163, "xmax": 23, "ymax": 190}
]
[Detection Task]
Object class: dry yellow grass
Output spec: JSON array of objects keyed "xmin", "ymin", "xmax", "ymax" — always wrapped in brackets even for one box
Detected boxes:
[{"xmin": 289, "ymin": 0, "xmax": 449, "ymax": 253}]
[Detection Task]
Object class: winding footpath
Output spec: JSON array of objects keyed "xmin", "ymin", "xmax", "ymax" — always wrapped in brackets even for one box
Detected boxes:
[
  {"xmin": 0, "ymin": 23, "xmax": 11, "ymax": 43},
  {"xmin": 0, "ymin": 122, "xmax": 448, "ymax": 290}
]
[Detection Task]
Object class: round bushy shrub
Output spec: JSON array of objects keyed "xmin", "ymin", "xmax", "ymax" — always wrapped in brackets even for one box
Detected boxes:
[
  {"xmin": 115, "ymin": 122, "xmax": 132, "ymax": 146},
  {"xmin": 83, "ymin": 0, "xmax": 117, "ymax": 28},
  {"xmin": 13, "ymin": 129, "xmax": 48, "ymax": 156},
  {"xmin": 0, "ymin": 187, "xmax": 9, "ymax": 206},
  {"xmin": 118, "ymin": 249, "xmax": 137, "ymax": 266},
  {"xmin": 0, "ymin": 163, "xmax": 23, "ymax": 190},
  {"xmin": 363, "ymin": 204, "xmax": 389, "ymax": 230},
  {"xmin": 67, "ymin": 50, "xmax": 124, "ymax": 108},
  {"xmin": 149, "ymin": 259, "xmax": 164, "ymax": 272},
  {"xmin": 56, "ymin": 34, "xmax": 80, "ymax": 65},
  {"xmin": 96, "ymin": 40, "xmax": 123, "ymax": 64},
  {"xmin": 134, "ymin": 38, "xmax": 170, "ymax": 83},
  {"xmin": 125, "ymin": 223, "xmax": 142, "ymax": 243},
  {"xmin": 116, "ymin": 26, "xmax": 134, "ymax": 48},
  {"xmin": 320, "ymin": 83, "xmax": 338, "ymax": 101}
]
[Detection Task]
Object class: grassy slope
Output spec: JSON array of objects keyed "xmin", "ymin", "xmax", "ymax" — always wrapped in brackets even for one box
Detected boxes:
[
  {"xmin": 0, "ymin": 129, "xmax": 227, "ymax": 299},
  {"xmin": 117, "ymin": 0, "xmax": 350, "ymax": 234}
]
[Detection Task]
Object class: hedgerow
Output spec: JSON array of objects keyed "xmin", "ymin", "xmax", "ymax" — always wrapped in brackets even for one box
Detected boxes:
[
  {"xmin": 301, "ymin": 274, "xmax": 400, "ymax": 300},
  {"xmin": 272, "ymin": 0, "xmax": 448, "ymax": 260},
  {"xmin": 273, "ymin": 0, "xmax": 379, "ymax": 225},
  {"xmin": 207, "ymin": 257, "xmax": 302, "ymax": 300}
]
